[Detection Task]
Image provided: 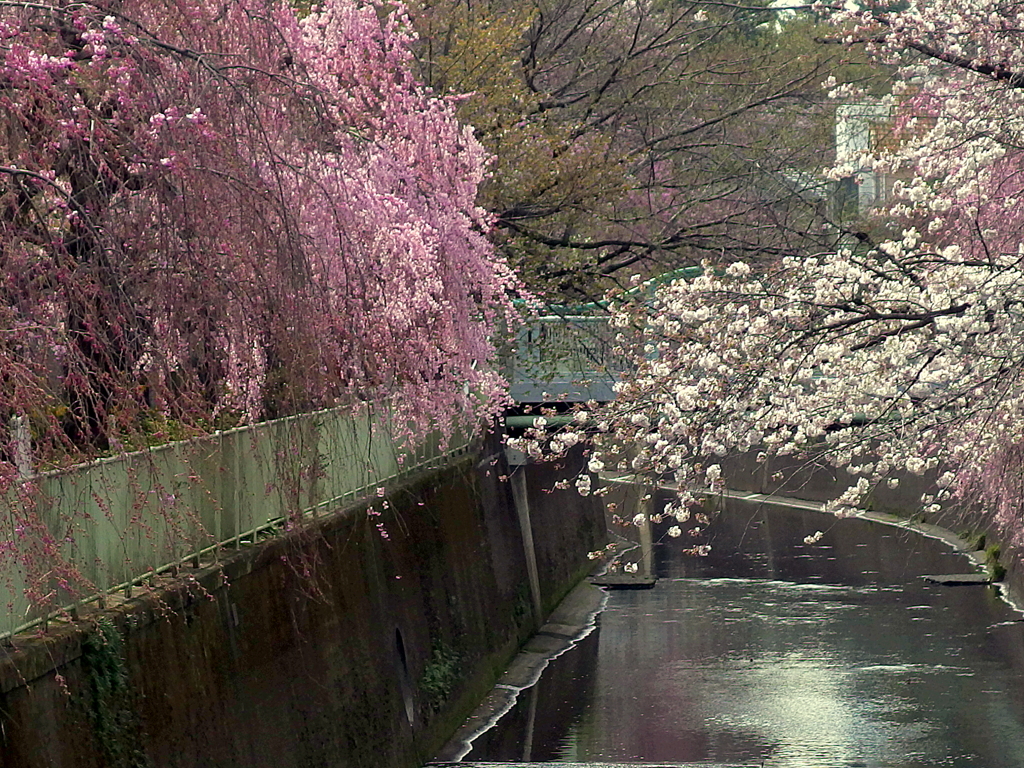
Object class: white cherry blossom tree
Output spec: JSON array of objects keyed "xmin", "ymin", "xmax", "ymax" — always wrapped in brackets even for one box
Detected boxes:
[{"xmin": 515, "ymin": 0, "xmax": 1024, "ymax": 548}]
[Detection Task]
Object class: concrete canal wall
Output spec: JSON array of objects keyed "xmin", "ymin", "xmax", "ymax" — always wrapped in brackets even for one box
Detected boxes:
[
  {"xmin": 719, "ymin": 451, "xmax": 937, "ymax": 516},
  {"xmin": 0, "ymin": 438, "xmax": 605, "ymax": 768},
  {"xmin": 717, "ymin": 451, "xmax": 1024, "ymax": 609}
]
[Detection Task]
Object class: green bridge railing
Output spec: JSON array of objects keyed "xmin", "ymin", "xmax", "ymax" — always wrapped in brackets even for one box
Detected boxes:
[
  {"xmin": 508, "ymin": 312, "xmax": 627, "ymax": 404},
  {"xmin": 506, "ymin": 267, "xmax": 701, "ymax": 404}
]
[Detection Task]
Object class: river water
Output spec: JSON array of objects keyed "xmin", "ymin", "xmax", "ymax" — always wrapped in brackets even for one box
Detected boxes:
[{"xmin": 464, "ymin": 501, "xmax": 1024, "ymax": 767}]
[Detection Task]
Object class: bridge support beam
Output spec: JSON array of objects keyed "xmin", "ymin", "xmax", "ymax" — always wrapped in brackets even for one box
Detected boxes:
[
  {"xmin": 510, "ymin": 469, "xmax": 545, "ymax": 629},
  {"xmin": 637, "ymin": 493, "xmax": 654, "ymax": 579}
]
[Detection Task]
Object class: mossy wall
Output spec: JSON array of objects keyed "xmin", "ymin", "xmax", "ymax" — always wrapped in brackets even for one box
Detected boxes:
[{"xmin": 0, "ymin": 435, "xmax": 605, "ymax": 768}]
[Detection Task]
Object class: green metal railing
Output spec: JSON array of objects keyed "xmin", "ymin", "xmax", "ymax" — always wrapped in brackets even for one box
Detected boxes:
[
  {"xmin": 1, "ymin": 407, "xmax": 474, "ymax": 640},
  {"xmin": 508, "ymin": 313, "xmax": 626, "ymax": 403}
]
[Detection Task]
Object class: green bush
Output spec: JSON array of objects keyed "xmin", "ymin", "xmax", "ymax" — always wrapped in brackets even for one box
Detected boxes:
[
  {"xmin": 419, "ymin": 643, "xmax": 461, "ymax": 713},
  {"xmin": 985, "ymin": 544, "xmax": 1006, "ymax": 582}
]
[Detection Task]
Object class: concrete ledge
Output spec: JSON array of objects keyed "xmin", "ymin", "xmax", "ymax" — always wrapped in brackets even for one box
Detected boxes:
[
  {"xmin": 433, "ymin": 762, "xmax": 763, "ymax": 768},
  {"xmin": 588, "ymin": 574, "xmax": 657, "ymax": 589},
  {"xmin": 921, "ymin": 573, "xmax": 991, "ymax": 585},
  {"xmin": 433, "ymin": 581, "xmax": 606, "ymax": 762}
]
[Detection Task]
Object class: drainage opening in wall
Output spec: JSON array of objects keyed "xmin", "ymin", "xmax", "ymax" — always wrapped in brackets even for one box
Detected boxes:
[{"xmin": 395, "ymin": 627, "xmax": 416, "ymax": 725}]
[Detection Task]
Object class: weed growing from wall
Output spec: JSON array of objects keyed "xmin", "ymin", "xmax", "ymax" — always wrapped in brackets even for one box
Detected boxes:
[
  {"xmin": 80, "ymin": 619, "xmax": 150, "ymax": 768},
  {"xmin": 419, "ymin": 643, "xmax": 462, "ymax": 713},
  {"xmin": 985, "ymin": 544, "xmax": 1007, "ymax": 582}
]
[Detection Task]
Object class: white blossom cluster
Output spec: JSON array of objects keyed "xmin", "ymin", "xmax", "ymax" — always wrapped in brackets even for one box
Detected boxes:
[{"xmin": 522, "ymin": 185, "xmax": 1024, "ymax": 546}]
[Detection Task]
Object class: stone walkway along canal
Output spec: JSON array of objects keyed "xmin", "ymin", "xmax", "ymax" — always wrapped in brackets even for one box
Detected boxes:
[{"xmin": 432, "ymin": 495, "xmax": 1024, "ymax": 768}]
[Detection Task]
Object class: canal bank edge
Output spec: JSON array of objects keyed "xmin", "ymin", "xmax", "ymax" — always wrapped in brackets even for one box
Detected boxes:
[
  {"xmin": 718, "ymin": 487, "xmax": 1024, "ymax": 614},
  {"xmin": 0, "ymin": 438, "xmax": 607, "ymax": 768},
  {"xmin": 432, "ymin": 579, "xmax": 608, "ymax": 762},
  {"xmin": 715, "ymin": 451, "xmax": 1024, "ymax": 609}
]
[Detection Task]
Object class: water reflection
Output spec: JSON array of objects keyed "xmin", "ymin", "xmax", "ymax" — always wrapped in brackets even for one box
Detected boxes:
[{"xmin": 466, "ymin": 501, "xmax": 1024, "ymax": 767}]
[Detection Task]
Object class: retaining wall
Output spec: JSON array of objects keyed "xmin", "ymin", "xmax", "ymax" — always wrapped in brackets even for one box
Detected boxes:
[
  {"xmin": 0, "ymin": 435, "xmax": 606, "ymax": 768},
  {"xmin": 717, "ymin": 451, "xmax": 1024, "ymax": 612},
  {"xmin": 718, "ymin": 451, "xmax": 936, "ymax": 516},
  {"xmin": 2, "ymin": 405, "xmax": 471, "ymax": 638}
]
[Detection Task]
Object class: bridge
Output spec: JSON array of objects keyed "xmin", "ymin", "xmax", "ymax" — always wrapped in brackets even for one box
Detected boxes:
[
  {"xmin": 506, "ymin": 267, "xmax": 702, "ymax": 407},
  {"xmin": 507, "ymin": 308, "xmax": 624, "ymax": 405}
]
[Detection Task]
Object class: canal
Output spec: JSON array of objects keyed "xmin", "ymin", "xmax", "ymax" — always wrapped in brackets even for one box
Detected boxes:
[{"xmin": 463, "ymin": 500, "xmax": 1024, "ymax": 767}]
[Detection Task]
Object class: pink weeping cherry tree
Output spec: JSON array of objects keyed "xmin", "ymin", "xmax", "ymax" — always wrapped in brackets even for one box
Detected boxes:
[
  {"xmin": 0, "ymin": 0, "xmax": 517, "ymax": 609},
  {"xmin": 0, "ymin": 0, "xmax": 516, "ymax": 458}
]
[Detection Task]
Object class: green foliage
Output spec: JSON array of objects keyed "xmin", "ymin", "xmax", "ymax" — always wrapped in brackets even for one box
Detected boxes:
[
  {"xmin": 80, "ymin": 620, "xmax": 150, "ymax": 768},
  {"xmin": 984, "ymin": 544, "xmax": 1006, "ymax": 582},
  {"xmin": 419, "ymin": 643, "xmax": 462, "ymax": 712},
  {"xmin": 409, "ymin": 0, "xmax": 892, "ymax": 300},
  {"xmin": 961, "ymin": 530, "xmax": 987, "ymax": 552},
  {"xmin": 512, "ymin": 582, "xmax": 533, "ymax": 628}
]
